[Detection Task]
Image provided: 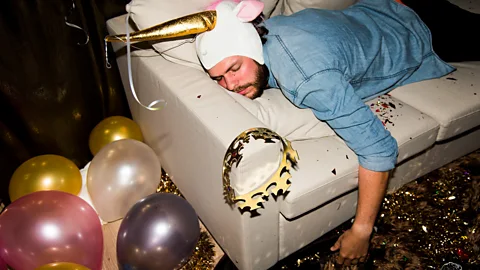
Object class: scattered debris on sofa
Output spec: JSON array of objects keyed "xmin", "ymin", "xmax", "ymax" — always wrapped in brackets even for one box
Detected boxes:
[{"xmin": 370, "ymin": 94, "xmax": 404, "ymax": 129}]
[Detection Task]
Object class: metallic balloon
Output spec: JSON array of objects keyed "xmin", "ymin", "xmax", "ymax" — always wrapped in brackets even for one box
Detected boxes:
[
  {"xmin": 117, "ymin": 193, "xmax": 200, "ymax": 270},
  {"xmin": 0, "ymin": 191, "xmax": 103, "ymax": 270},
  {"xmin": 0, "ymin": 256, "xmax": 6, "ymax": 270},
  {"xmin": 88, "ymin": 116, "xmax": 144, "ymax": 156},
  {"xmin": 8, "ymin": 154, "xmax": 83, "ymax": 202},
  {"xmin": 35, "ymin": 262, "xmax": 91, "ymax": 270},
  {"xmin": 86, "ymin": 139, "xmax": 161, "ymax": 222}
]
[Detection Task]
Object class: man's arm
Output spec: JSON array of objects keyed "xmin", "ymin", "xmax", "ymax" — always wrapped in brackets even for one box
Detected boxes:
[
  {"xmin": 330, "ymin": 166, "xmax": 389, "ymax": 265},
  {"xmin": 355, "ymin": 166, "xmax": 389, "ymax": 231},
  {"xmin": 294, "ymin": 71, "xmax": 397, "ymax": 265}
]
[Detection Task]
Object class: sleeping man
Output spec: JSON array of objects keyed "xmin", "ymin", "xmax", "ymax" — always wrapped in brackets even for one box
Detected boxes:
[{"xmin": 194, "ymin": 0, "xmax": 479, "ymax": 266}]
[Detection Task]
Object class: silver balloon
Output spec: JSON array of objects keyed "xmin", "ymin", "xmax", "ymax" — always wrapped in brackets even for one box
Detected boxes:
[
  {"xmin": 117, "ymin": 193, "xmax": 200, "ymax": 270},
  {"xmin": 86, "ymin": 139, "xmax": 161, "ymax": 222}
]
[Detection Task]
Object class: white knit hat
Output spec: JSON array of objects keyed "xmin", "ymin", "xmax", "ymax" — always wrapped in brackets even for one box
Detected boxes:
[{"xmin": 196, "ymin": 1, "xmax": 265, "ymax": 70}]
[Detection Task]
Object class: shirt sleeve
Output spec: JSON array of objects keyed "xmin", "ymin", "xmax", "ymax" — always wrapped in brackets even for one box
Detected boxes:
[{"xmin": 294, "ymin": 70, "xmax": 398, "ymax": 172}]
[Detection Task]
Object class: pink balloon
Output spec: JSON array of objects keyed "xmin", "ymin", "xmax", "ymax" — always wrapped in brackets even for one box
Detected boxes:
[
  {"xmin": 0, "ymin": 191, "xmax": 103, "ymax": 270},
  {"xmin": 0, "ymin": 256, "xmax": 6, "ymax": 270}
]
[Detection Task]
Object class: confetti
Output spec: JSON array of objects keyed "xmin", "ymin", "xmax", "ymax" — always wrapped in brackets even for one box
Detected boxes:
[
  {"xmin": 331, "ymin": 168, "xmax": 336, "ymax": 175},
  {"xmin": 197, "ymin": 95, "xmax": 202, "ymax": 98},
  {"xmin": 276, "ymin": 150, "xmax": 480, "ymax": 269},
  {"xmin": 370, "ymin": 95, "xmax": 403, "ymax": 129}
]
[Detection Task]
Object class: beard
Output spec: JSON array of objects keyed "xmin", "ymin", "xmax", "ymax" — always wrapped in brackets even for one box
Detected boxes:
[{"xmin": 233, "ymin": 63, "xmax": 269, "ymax": 99}]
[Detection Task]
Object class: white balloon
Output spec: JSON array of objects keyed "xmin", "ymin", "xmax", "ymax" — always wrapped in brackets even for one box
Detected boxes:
[
  {"xmin": 78, "ymin": 162, "xmax": 106, "ymax": 224},
  {"xmin": 87, "ymin": 139, "xmax": 161, "ymax": 222}
]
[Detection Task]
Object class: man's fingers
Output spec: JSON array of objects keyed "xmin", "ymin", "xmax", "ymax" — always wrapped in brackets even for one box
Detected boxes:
[
  {"xmin": 350, "ymin": 258, "xmax": 358, "ymax": 265},
  {"xmin": 330, "ymin": 239, "xmax": 341, "ymax": 251},
  {"xmin": 343, "ymin": 258, "xmax": 351, "ymax": 266},
  {"xmin": 330, "ymin": 242, "xmax": 340, "ymax": 251}
]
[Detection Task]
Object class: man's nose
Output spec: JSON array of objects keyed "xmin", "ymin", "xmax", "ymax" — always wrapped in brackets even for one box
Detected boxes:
[{"xmin": 224, "ymin": 75, "xmax": 237, "ymax": 91}]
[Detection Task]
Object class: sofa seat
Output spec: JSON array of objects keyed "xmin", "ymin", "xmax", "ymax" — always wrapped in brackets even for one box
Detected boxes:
[
  {"xmin": 280, "ymin": 62, "xmax": 480, "ymax": 219},
  {"xmin": 390, "ymin": 62, "xmax": 480, "ymax": 141},
  {"xmin": 279, "ymin": 95, "xmax": 440, "ymax": 219}
]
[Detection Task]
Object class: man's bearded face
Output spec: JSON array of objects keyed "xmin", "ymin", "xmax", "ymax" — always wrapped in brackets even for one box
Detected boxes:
[{"xmin": 208, "ymin": 56, "xmax": 268, "ymax": 99}]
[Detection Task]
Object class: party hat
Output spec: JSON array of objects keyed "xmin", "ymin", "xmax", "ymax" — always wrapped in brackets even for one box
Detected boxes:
[{"xmin": 104, "ymin": 10, "xmax": 217, "ymax": 43}]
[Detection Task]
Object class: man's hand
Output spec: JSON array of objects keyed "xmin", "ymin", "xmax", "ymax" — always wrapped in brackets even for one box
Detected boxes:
[
  {"xmin": 330, "ymin": 224, "xmax": 372, "ymax": 265},
  {"xmin": 330, "ymin": 166, "xmax": 389, "ymax": 266}
]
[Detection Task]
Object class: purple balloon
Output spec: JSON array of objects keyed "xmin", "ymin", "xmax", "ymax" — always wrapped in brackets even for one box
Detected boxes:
[
  {"xmin": 0, "ymin": 191, "xmax": 103, "ymax": 270},
  {"xmin": 117, "ymin": 193, "xmax": 200, "ymax": 270}
]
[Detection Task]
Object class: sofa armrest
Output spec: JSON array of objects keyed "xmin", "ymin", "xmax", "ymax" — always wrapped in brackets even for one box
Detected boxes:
[{"xmin": 107, "ymin": 15, "xmax": 283, "ymax": 270}]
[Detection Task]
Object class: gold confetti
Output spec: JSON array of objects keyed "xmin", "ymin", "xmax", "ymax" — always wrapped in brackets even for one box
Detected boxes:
[{"xmin": 276, "ymin": 150, "xmax": 480, "ymax": 269}]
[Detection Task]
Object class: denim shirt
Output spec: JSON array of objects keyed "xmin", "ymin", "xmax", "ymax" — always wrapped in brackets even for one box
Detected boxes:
[{"xmin": 262, "ymin": 0, "xmax": 454, "ymax": 172}]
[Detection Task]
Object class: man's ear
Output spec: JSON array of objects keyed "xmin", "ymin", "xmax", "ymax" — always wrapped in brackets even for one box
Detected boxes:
[{"xmin": 234, "ymin": 0, "xmax": 265, "ymax": 22}]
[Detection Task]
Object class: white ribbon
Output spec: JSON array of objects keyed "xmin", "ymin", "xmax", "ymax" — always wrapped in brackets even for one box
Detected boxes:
[{"xmin": 124, "ymin": 13, "xmax": 167, "ymax": 111}]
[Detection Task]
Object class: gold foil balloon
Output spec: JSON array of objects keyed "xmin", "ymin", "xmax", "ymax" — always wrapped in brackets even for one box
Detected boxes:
[
  {"xmin": 35, "ymin": 262, "xmax": 91, "ymax": 270},
  {"xmin": 9, "ymin": 155, "xmax": 82, "ymax": 202},
  {"xmin": 88, "ymin": 116, "xmax": 144, "ymax": 156}
]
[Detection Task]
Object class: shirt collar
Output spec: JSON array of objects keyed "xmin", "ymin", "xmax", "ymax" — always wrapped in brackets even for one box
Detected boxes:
[{"xmin": 263, "ymin": 46, "xmax": 278, "ymax": 89}]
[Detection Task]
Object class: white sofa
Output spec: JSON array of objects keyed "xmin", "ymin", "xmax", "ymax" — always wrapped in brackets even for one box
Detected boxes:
[{"xmin": 106, "ymin": 1, "xmax": 480, "ymax": 269}]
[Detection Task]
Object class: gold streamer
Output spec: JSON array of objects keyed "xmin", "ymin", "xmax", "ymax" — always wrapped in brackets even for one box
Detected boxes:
[
  {"xmin": 184, "ymin": 232, "xmax": 217, "ymax": 270},
  {"xmin": 157, "ymin": 170, "xmax": 184, "ymax": 197}
]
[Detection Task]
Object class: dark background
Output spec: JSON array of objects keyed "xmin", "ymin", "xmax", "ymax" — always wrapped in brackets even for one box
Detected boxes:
[{"xmin": 0, "ymin": 0, "xmax": 131, "ymax": 206}]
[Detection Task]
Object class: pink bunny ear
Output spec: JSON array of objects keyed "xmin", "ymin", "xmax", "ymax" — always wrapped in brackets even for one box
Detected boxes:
[
  {"xmin": 234, "ymin": 1, "xmax": 265, "ymax": 22},
  {"xmin": 206, "ymin": 0, "xmax": 241, "ymax": 10}
]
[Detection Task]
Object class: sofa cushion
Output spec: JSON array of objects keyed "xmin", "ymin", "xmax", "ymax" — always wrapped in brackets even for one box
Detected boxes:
[
  {"xmin": 390, "ymin": 62, "xmax": 480, "ymax": 141},
  {"xmin": 227, "ymin": 88, "xmax": 335, "ymax": 197},
  {"xmin": 453, "ymin": 0, "xmax": 480, "ymax": 13},
  {"xmin": 229, "ymin": 137, "xmax": 283, "ymax": 195},
  {"xmin": 228, "ymin": 88, "xmax": 335, "ymax": 141},
  {"xmin": 125, "ymin": 0, "xmax": 279, "ymax": 70},
  {"xmin": 279, "ymin": 95, "xmax": 439, "ymax": 219},
  {"xmin": 228, "ymin": 93, "xmax": 442, "ymax": 200}
]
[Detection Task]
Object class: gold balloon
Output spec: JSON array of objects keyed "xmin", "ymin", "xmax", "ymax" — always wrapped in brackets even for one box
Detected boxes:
[
  {"xmin": 9, "ymin": 155, "xmax": 83, "ymax": 202},
  {"xmin": 35, "ymin": 262, "xmax": 91, "ymax": 270},
  {"xmin": 88, "ymin": 116, "xmax": 144, "ymax": 156}
]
